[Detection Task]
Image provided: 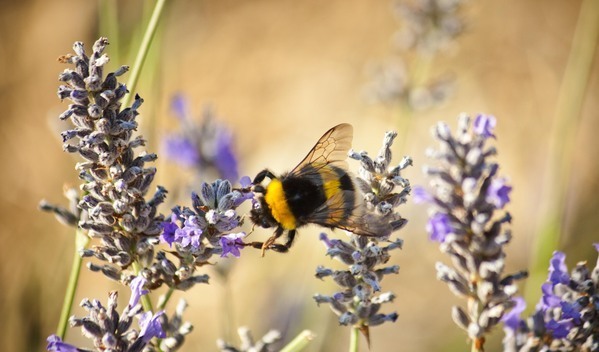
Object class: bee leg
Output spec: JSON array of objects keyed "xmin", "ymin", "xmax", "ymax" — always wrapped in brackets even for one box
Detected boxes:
[
  {"xmin": 266, "ymin": 229, "xmax": 295, "ymax": 253},
  {"xmin": 260, "ymin": 226, "xmax": 285, "ymax": 256},
  {"xmin": 253, "ymin": 169, "xmax": 277, "ymax": 184}
]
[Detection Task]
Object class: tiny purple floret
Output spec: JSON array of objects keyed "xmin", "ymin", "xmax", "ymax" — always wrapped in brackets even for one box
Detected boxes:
[
  {"xmin": 486, "ymin": 178, "xmax": 512, "ymax": 209},
  {"xmin": 219, "ymin": 232, "xmax": 246, "ymax": 258},
  {"xmin": 160, "ymin": 214, "xmax": 180, "ymax": 247},
  {"xmin": 426, "ymin": 213, "xmax": 452, "ymax": 243},
  {"xmin": 473, "ymin": 114, "xmax": 496, "ymax": 138},
  {"xmin": 501, "ymin": 297, "xmax": 526, "ymax": 333},
  {"xmin": 548, "ymin": 251, "xmax": 570, "ymax": 285},
  {"xmin": 412, "ymin": 186, "xmax": 433, "ymax": 204},
  {"xmin": 129, "ymin": 275, "xmax": 149, "ymax": 308},
  {"xmin": 139, "ymin": 311, "xmax": 166, "ymax": 343},
  {"xmin": 46, "ymin": 335, "xmax": 78, "ymax": 352}
]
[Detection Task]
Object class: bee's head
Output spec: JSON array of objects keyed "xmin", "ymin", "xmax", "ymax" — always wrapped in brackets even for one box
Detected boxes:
[{"xmin": 249, "ymin": 197, "xmax": 276, "ymax": 229}]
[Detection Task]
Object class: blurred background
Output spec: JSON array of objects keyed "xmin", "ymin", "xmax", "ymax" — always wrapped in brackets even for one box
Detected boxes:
[{"xmin": 1, "ymin": 0, "xmax": 598, "ymax": 350}]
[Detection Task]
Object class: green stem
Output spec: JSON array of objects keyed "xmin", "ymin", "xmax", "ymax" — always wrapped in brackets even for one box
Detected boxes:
[
  {"xmin": 56, "ymin": 229, "xmax": 90, "ymax": 339},
  {"xmin": 525, "ymin": 0, "xmax": 599, "ymax": 306},
  {"xmin": 157, "ymin": 287, "xmax": 174, "ymax": 311},
  {"xmin": 279, "ymin": 330, "xmax": 315, "ymax": 352},
  {"xmin": 348, "ymin": 326, "xmax": 359, "ymax": 352},
  {"xmin": 122, "ymin": 0, "xmax": 167, "ymax": 108},
  {"xmin": 98, "ymin": 0, "xmax": 120, "ymax": 65}
]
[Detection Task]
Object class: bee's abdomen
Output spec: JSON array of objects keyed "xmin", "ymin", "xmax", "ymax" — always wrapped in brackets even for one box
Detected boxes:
[{"xmin": 283, "ymin": 176, "xmax": 326, "ymax": 219}]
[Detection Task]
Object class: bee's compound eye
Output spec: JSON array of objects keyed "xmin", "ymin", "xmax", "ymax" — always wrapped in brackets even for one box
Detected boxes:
[{"xmin": 253, "ymin": 201, "xmax": 262, "ymax": 211}]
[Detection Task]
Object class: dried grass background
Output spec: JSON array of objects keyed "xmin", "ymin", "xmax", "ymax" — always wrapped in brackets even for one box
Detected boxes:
[{"xmin": 0, "ymin": 0, "xmax": 598, "ymax": 351}]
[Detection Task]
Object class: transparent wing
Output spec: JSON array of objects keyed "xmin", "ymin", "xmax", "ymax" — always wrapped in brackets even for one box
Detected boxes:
[
  {"xmin": 289, "ymin": 123, "xmax": 353, "ymax": 176},
  {"xmin": 305, "ymin": 190, "xmax": 392, "ymax": 237}
]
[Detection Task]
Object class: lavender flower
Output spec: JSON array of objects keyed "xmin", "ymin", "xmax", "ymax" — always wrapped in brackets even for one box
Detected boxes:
[
  {"xmin": 143, "ymin": 179, "xmax": 250, "ymax": 291},
  {"xmin": 502, "ymin": 246, "xmax": 599, "ymax": 352},
  {"xmin": 55, "ymin": 38, "xmax": 167, "ymax": 287},
  {"xmin": 129, "ymin": 275, "xmax": 149, "ymax": 308},
  {"xmin": 163, "ymin": 94, "xmax": 239, "ymax": 181},
  {"xmin": 216, "ymin": 327, "xmax": 281, "ymax": 352},
  {"xmin": 394, "ymin": 0, "xmax": 467, "ymax": 55},
  {"xmin": 419, "ymin": 114, "xmax": 527, "ymax": 350},
  {"xmin": 364, "ymin": 0, "xmax": 471, "ymax": 109},
  {"xmin": 46, "ymin": 335, "xmax": 80, "ymax": 352},
  {"xmin": 314, "ymin": 129, "xmax": 410, "ymax": 344},
  {"xmin": 62, "ymin": 291, "xmax": 162, "ymax": 352}
]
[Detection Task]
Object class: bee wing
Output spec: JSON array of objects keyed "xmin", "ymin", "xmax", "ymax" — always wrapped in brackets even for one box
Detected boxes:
[
  {"xmin": 306, "ymin": 190, "xmax": 392, "ymax": 237},
  {"xmin": 290, "ymin": 123, "xmax": 353, "ymax": 176}
]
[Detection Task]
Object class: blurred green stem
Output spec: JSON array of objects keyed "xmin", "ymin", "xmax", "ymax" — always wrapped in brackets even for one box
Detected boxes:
[
  {"xmin": 157, "ymin": 287, "xmax": 174, "ymax": 310},
  {"xmin": 122, "ymin": 0, "xmax": 167, "ymax": 108},
  {"xmin": 279, "ymin": 330, "xmax": 315, "ymax": 352},
  {"xmin": 56, "ymin": 229, "xmax": 89, "ymax": 339},
  {"xmin": 348, "ymin": 326, "xmax": 359, "ymax": 352},
  {"xmin": 525, "ymin": 0, "xmax": 599, "ymax": 306},
  {"xmin": 99, "ymin": 0, "xmax": 120, "ymax": 64}
]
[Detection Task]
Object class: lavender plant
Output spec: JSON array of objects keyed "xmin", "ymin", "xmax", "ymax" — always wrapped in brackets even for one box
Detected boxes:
[
  {"xmin": 365, "ymin": 0, "xmax": 468, "ymax": 110},
  {"xmin": 163, "ymin": 95, "xmax": 239, "ymax": 182},
  {"xmin": 313, "ymin": 130, "xmax": 410, "ymax": 347},
  {"xmin": 415, "ymin": 114, "xmax": 527, "ymax": 351},
  {"xmin": 502, "ymin": 245, "xmax": 599, "ymax": 352},
  {"xmin": 43, "ymin": 37, "xmax": 261, "ymax": 351}
]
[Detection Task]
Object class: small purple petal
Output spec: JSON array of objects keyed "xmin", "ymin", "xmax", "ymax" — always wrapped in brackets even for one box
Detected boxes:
[
  {"xmin": 426, "ymin": 213, "xmax": 452, "ymax": 243},
  {"xmin": 139, "ymin": 311, "xmax": 166, "ymax": 342},
  {"xmin": 538, "ymin": 283, "xmax": 561, "ymax": 310},
  {"xmin": 548, "ymin": 251, "xmax": 570, "ymax": 285},
  {"xmin": 160, "ymin": 214, "xmax": 180, "ymax": 247},
  {"xmin": 129, "ymin": 275, "xmax": 149, "ymax": 308},
  {"xmin": 594, "ymin": 243, "xmax": 599, "ymax": 252},
  {"xmin": 560, "ymin": 301, "xmax": 581, "ymax": 324},
  {"xmin": 239, "ymin": 175, "xmax": 252, "ymax": 188},
  {"xmin": 46, "ymin": 335, "xmax": 79, "ymax": 352},
  {"xmin": 163, "ymin": 135, "xmax": 200, "ymax": 167},
  {"xmin": 412, "ymin": 186, "xmax": 433, "ymax": 204},
  {"xmin": 171, "ymin": 94, "xmax": 189, "ymax": 122},
  {"xmin": 319, "ymin": 232, "xmax": 334, "ymax": 249},
  {"xmin": 473, "ymin": 114, "xmax": 496, "ymax": 138},
  {"xmin": 219, "ymin": 232, "xmax": 246, "ymax": 258},
  {"xmin": 214, "ymin": 130, "xmax": 239, "ymax": 181},
  {"xmin": 501, "ymin": 297, "xmax": 526, "ymax": 332},
  {"xmin": 546, "ymin": 318, "xmax": 573, "ymax": 339},
  {"xmin": 486, "ymin": 178, "xmax": 512, "ymax": 209}
]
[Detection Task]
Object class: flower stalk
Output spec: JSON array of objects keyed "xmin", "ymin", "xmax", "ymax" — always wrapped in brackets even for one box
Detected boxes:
[{"xmin": 56, "ymin": 229, "xmax": 89, "ymax": 339}]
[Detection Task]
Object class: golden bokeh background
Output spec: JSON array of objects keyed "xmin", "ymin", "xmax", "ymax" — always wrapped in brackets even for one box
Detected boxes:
[{"xmin": 1, "ymin": 0, "xmax": 598, "ymax": 351}]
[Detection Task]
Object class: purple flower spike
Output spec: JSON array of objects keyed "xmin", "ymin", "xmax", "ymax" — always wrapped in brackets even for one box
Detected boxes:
[
  {"xmin": 46, "ymin": 335, "xmax": 78, "ymax": 352},
  {"xmin": 129, "ymin": 275, "xmax": 149, "ymax": 308},
  {"xmin": 548, "ymin": 251, "xmax": 570, "ymax": 285},
  {"xmin": 220, "ymin": 232, "xmax": 246, "ymax": 258},
  {"xmin": 139, "ymin": 311, "xmax": 166, "ymax": 343},
  {"xmin": 486, "ymin": 178, "xmax": 512, "ymax": 209},
  {"xmin": 426, "ymin": 213, "xmax": 452, "ymax": 243},
  {"xmin": 473, "ymin": 114, "xmax": 496, "ymax": 138}
]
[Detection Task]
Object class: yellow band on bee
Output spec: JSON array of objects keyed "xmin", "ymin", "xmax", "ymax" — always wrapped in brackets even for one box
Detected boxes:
[
  {"xmin": 265, "ymin": 179, "xmax": 297, "ymax": 230},
  {"xmin": 324, "ymin": 179, "xmax": 340, "ymax": 199}
]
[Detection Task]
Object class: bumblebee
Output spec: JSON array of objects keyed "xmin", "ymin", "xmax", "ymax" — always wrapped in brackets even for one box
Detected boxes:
[{"xmin": 247, "ymin": 123, "xmax": 391, "ymax": 255}]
